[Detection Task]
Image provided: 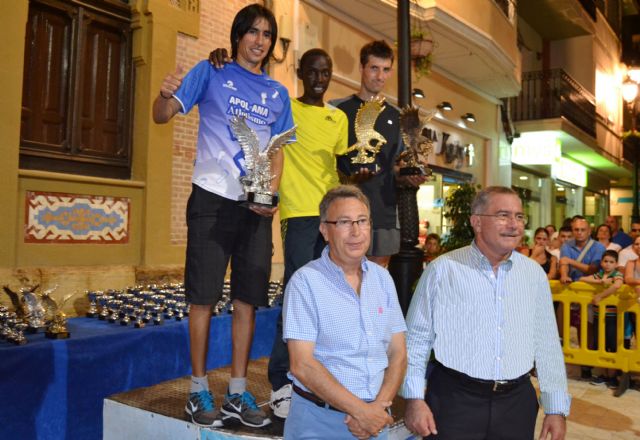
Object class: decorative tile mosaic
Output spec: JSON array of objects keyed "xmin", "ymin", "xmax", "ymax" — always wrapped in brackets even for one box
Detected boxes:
[{"xmin": 25, "ymin": 191, "xmax": 130, "ymax": 244}]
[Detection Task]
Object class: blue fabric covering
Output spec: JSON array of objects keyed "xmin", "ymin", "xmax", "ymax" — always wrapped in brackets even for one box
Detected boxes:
[{"xmin": 0, "ymin": 307, "xmax": 279, "ymax": 440}]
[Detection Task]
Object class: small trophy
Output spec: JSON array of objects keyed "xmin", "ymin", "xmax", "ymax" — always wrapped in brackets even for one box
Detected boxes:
[
  {"xmin": 41, "ymin": 288, "xmax": 73, "ymax": 339},
  {"xmin": 343, "ymin": 96, "xmax": 387, "ymax": 173},
  {"xmin": 229, "ymin": 116, "xmax": 296, "ymax": 207},
  {"xmin": 397, "ymin": 106, "xmax": 435, "ymax": 177}
]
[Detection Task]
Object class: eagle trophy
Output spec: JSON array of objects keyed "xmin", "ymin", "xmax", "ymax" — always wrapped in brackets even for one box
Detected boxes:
[
  {"xmin": 229, "ymin": 116, "xmax": 296, "ymax": 206},
  {"xmin": 397, "ymin": 106, "xmax": 436, "ymax": 176},
  {"xmin": 345, "ymin": 96, "xmax": 387, "ymax": 169}
]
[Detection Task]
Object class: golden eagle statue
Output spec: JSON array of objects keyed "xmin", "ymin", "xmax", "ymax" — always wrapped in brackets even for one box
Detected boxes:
[{"xmin": 346, "ymin": 96, "xmax": 387, "ymax": 164}]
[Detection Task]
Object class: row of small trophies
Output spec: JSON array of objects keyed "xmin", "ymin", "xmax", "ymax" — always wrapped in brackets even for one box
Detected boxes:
[
  {"xmin": 85, "ymin": 281, "xmax": 284, "ymax": 327},
  {"xmin": 1, "ymin": 280, "xmax": 283, "ymax": 346}
]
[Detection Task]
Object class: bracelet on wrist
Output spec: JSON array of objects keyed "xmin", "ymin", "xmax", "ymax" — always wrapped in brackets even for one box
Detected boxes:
[{"xmin": 159, "ymin": 91, "xmax": 172, "ymax": 99}]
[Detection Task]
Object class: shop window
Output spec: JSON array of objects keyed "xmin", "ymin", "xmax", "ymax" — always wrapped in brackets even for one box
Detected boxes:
[{"xmin": 20, "ymin": 0, "xmax": 133, "ymax": 179}]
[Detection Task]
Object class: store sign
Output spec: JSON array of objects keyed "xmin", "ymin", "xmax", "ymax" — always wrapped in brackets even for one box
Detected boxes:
[
  {"xmin": 552, "ymin": 157, "xmax": 587, "ymax": 187},
  {"xmin": 511, "ymin": 132, "xmax": 561, "ymax": 165}
]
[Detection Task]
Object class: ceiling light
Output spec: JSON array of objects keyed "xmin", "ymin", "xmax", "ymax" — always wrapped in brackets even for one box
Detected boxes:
[
  {"xmin": 461, "ymin": 112, "xmax": 476, "ymax": 122},
  {"xmin": 412, "ymin": 88, "xmax": 425, "ymax": 99},
  {"xmin": 437, "ymin": 101, "xmax": 453, "ymax": 111},
  {"xmin": 519, "ymin": 176, "xmax": 528, "ymax": 180}
]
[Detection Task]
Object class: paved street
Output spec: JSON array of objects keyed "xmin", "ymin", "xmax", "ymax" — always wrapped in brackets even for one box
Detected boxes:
[{"xmin": 534, "ymin": 365, "xmax": 640, "ymax": 439}]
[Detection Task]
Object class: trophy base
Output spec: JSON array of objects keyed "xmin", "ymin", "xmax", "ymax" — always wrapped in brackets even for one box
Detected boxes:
[
  {"xmin": 398, "ymin": 166, "xmax": 429, "ymax": 176},
  {"xmin": 26, "ymin": 326, "xmax": 42, "ymax": 334},
  {"xmin": 349, "ymin": 163, "xmax": 380, "ymax": 174},
  {"xmin": 134, "ymin": 322, "xmax": 145, "ymax": 329},
  {"xmin": 86, "ymin": 311, "xmax": 98, "ymax": 318},
  {"xmin": 240, "ymin": 191, "xmax": 278, "ymax": 208},
  {"xmin": 11, "ymin": 338, "xmax": 28, "ymax": 345},
  {"xmin": 46, "ymin": 331, "xmax": 70, "ymax": 339}
]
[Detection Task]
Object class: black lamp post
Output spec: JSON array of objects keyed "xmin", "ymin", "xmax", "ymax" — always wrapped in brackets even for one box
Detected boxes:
[
  {"xmin": 623, "ymin": 76, "xmax": 639, "ymax": 221},
  {"xmin": 388, "ymin": 0, "xmax": 424, "ymax": 316}
]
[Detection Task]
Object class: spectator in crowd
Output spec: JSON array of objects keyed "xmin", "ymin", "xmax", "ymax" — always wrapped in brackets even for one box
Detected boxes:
[
  {"xmin": 530, "ymin": 227, "xmax": 557, "ymax": 279},
  {"xmin": 516, "ymin": 235, "xmax": 531, "ymax": 256},
  {"xmin": 559, "ymin": 216, "xmax": 605, "ymax": 283},
  {"xmin": 595, "ymin": 224, "xmax": 622, "ymax": 252},
  {"xmin": 402, "ymin": 186, "xmax": 569, "ymax": 440},
  {"xmin": 284, "ymin": 185, "xmax": 406, "ymax": 439},
  {"xmin": 152, "ymin": 3, "xmax": 294, "ymax": 428},
  {"xmin": 580, "ymin": 250, "xmax": 624, "ymax": 388},
  {"xmin": 546, "ymin": 224, "xmax": 557, "ymax": 239},
  {"xmin": 622, "ymin": 236, "xmax": 640, "ymax": 356},
  {"xmin": 616, "ymin": 221, "xmax": 640, "ymax": 270},
  {"xmin": 606, "ymin": 215, "xmax": 633, "ymax": 248},
  {"xmin": 423, "ymin": 233, "xmax": 441, "ymax": 264},
  {"xmin": 548, "ymin": 226, "xmax": 573, "ymax": 263}
]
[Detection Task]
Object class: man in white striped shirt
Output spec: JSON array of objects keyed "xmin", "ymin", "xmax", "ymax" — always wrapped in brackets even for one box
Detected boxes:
[{"xmin": 402, "ymin": 186, "xmax": 570, "ymax": 439}]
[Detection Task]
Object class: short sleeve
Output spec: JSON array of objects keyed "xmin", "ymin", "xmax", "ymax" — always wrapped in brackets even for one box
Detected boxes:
[
  {"xmin": 270, "ymin": 85, "xmax": 296, "ymax": 140},
  {"xmin": 283, "ymin": 271, "xmax": 318, "ymax": 343},
  {"xmin": 173, "ymin": 60, "xmax": 212, "ymax": 114},
  {"xmin": 334, "ymin": 109, "xmax": 349, "ymax": 156}
]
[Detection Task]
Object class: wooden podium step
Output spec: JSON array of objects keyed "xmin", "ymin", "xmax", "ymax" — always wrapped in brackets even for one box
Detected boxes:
[{"xmin": 104, "ymin": 357, "xmax": 413, "ymax": 439}]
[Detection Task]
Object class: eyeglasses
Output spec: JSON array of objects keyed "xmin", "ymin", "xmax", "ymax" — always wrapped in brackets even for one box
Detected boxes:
[
  {"xmin": 474, "ymin": 213, "xmax": 528, "ymax": 225},
  {"xmin": 323, "ymin": 218, "xmax": 371, "ymax": 230},
  {"xmin": 632, "ymin": 228, "xmax": 640, "ymax": 232}
]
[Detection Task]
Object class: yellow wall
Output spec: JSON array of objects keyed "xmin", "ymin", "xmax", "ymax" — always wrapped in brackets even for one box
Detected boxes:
[{"xmin": 0, "ymin": 1, "xmax": 27, "ymax": 267}]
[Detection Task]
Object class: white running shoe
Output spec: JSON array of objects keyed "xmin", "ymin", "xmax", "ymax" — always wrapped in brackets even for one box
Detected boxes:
[{"xmin": 269, "ymin": 383, "xmax": 292, "ymax": 419}]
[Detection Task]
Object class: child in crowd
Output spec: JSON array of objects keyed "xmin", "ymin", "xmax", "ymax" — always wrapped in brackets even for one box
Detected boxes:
[
  {"xmin": 423, "ymin": 233, "xmax": 441, "ymax": 264},
  {"xmin": 579, "ymin": 250, "xmax": 624, "ymax": 387}
]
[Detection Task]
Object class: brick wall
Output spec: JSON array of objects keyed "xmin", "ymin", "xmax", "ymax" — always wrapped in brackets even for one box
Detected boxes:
[{"xmin": 170, "ymin": 0, "xmax": 256, "ymax": 244}]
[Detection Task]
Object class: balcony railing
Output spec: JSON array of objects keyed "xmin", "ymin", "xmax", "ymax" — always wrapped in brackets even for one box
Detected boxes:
[{"xmin": 510, "ymin": 69, "xmax": 596, "ymax": 138}]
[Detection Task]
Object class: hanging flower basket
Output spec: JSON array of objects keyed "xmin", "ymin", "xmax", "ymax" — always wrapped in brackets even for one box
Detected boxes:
[{"xmin": 410, "ymin": 38, "xmax": 434, "ymax": 59}]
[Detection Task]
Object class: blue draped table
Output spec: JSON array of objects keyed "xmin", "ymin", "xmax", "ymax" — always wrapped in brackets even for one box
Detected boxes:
[{"xmin": 0, "ymin": 307, "xmax": 279, "ymax": 440}]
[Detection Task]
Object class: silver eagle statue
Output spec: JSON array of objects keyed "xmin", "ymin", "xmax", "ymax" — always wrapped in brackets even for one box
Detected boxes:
[{"xmin": 229, "ymin": 116, "xmax": 296, "ymax": 206}]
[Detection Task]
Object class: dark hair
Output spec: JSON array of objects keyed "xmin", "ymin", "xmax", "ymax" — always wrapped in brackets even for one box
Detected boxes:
[
  {"xmin": 559, "ymin": 226, "xmax": 572, "ymax": 234},
  {"xmin": 545, "ymin": 224, "xmax": 556, "ymax": 232},
  {"xmin": 299, "ymin": 48, "xmax": 331, "ymax": 71},
  {"xmin": 534, "ymin": 227, "xmax": 548, "ymax": 237},
  {"xmin": 426, "ymin": 233, "xmax": 440, "ymax": 243},
  {"xmin": 602, "ymin": 249, "xmax": 619, "ymax": 262},
  {"xmin": 230, "ymin": 4, "xmax": 277, "ymax": 68},
  {"xmin": 571, "ymin": 215, "xmax": 586, "ymax": 223},
  {"xmin": 360, "ymin": 40, "xmax": 394, "ymax": 66},
  {"xmin": 595, "ymin": 224, "xmax": 612, "ymax": 238}
]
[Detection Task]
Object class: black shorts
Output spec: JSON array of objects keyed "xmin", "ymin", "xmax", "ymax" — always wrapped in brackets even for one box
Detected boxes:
[{"xmin": 184, "ymin": 184, "xmax": 272, "ymax": 306}]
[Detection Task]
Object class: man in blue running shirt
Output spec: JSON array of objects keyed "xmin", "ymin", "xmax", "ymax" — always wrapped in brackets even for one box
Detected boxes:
[{"xmin": 152, "ymin": 3, "xmax": 294, "ymax": 429}]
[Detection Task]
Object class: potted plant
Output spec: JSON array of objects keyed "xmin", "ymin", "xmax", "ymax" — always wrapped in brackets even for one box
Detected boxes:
[
  {"xmin": 410, "ymin": 28, "xmax": 434, "ymax": 79},
  {"xmin": 410, "ymin": 30, "xmax": 434, "ymax": 58},
  {"xmin": 441, "ymin": 183, "xmax": 480, "ymax": 252}
]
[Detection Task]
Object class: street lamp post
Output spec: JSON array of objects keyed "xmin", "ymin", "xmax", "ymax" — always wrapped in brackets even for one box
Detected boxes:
[{"xmin": 622, "ymin": 77, "xmax": 639, "ymax": 221}]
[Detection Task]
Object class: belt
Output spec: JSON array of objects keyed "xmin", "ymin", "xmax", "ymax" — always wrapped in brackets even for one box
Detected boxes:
[
  {"xmin": 292, "ymin": 383, "xmax": 341, "ymax": 412},
  {"xmin": 434, "ymin": 360, "xmax": 530, "ymax": 394}
]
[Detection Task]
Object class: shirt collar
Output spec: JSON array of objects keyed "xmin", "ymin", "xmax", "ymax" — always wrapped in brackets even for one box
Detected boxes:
[
  {"xmin": 470, "ymin": 241, "xmax": 515, "ymax": 270},
  {"xmin": 320, "ymin": 245, "xmax": 369, "ymax": 275}
]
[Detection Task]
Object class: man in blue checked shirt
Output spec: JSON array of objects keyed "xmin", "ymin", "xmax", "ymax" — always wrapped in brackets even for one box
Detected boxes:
[
  {"xmin": 283, "ymin": 185, "xmax": 407, "ymax": 439},
  {"xmin": 403, "ymin": 186, "xmax": 570, "ymax": 440}
]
